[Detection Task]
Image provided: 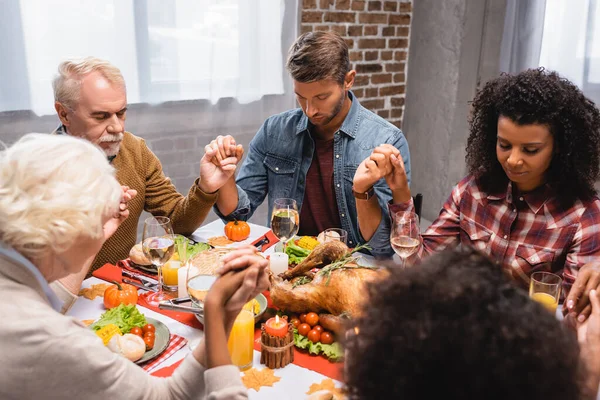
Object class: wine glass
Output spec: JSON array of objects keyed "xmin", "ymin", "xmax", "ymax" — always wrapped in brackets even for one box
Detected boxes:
[
  {"xmin": 390, "ymin": 211, "xmax": 421, "ymax": 268},
  {"xmin": 271, "ymin": 198, "xmax": 299, "ymax": 252},
  {"xmin": 142, "ymin": 216, "xmax": 176, "ymax": 306}
]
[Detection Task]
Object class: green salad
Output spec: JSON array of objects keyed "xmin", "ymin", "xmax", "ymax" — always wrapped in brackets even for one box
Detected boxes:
[
  {"xmin": 90, "ymin": 304, "xmax": 147, "ymax": 333},
  {"xmin": 175, "ymin": 235, "xmax": 211, "ymax": 260},
  {"xmin": 285, "ymin": 241, "xmax": 311, "ymax": 265}
]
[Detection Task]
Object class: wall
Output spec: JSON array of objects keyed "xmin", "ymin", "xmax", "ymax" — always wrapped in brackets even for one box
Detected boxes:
[
  {"xmin": 402, "ymin": 0, "xmax": 507, "ymax": 222},
  {"xmin": 301, "ymin": 0, "xmax": 412, "ymax": 128}
]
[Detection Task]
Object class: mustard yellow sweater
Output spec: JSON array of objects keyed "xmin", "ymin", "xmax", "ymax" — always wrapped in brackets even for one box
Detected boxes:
[{"xmin": 90, "ymin": 132, "xmax": 217, "ymax": 273}]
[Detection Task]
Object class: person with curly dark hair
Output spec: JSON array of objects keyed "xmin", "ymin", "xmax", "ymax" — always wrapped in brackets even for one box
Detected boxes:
[
  {"xmin": 354, "ymin": 68, "xmax": 600, "ymax": 323},
  {"xmin": 344, "ymin": 248, "xmax": 591, "ymax": 400}
]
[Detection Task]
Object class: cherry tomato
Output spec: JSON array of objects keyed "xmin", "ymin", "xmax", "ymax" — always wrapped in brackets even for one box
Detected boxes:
[
  {"xmin": 298, "ymin": 323, "xmax": 311, "ymax": 336},
  {"xmin": 320, "ymin": 331, "xmax": 334, "ymax": 345},
  {"xmin": 313, "ymin": 325, "xmax": 323, "ymax": 334},
  {"xmin": 130, "ymin": 327, "xmax": 143, "ymax": 337},
  {"xmin": 307, "ymin": 329, "xmax": 321, "ymax": 343},
  {"xmin": 144, "ymin": 335, "xmax": 155, "ymax": 351},
  {"xmin": 143, "ymin": 331, "xmax": 155, "ymax": 340},
  {"xmin": 299, "ymin": 313, "xmax": 307, "ymax": 323},
  {"xmin": 142, "ymin": 323, "xmax": 155, "ymax": 334},
  {"xmin": 305, "ymin": 312, "xmax": 319, "ymax": 327},
  {"xmin": 290, "ymin": 318, "xmax": 301, "ymax": 328}
]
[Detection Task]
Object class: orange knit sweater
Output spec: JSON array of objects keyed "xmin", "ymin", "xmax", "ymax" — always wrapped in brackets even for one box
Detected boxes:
[{"xmin": 90, "ymin": 132, "xmax": 217, "ymax": 273}]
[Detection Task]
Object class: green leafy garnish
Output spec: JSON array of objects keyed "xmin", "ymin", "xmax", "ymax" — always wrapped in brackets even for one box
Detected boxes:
[
  {"xmin": 174, "ymin": 235, "xmax": 210, "ymax": 261},
  {"xmin": 89, "ymin": 304, "xmax": 147, "ymax": 333},
  {"xmin": 294, "ymin": 329, "xmax": 343, "ymax": 361},
  {"xmin": 291, "ymin": 276, "xmax": 312, "ymax": 288},
  {"xmin": 317, "ymin": 243, "xmax": 376, "ymax": 285}
]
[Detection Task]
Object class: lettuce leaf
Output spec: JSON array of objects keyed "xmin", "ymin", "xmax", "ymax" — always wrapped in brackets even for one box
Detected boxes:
[
  {"xmin": 294, "ymin": 329, "xmax": 344, "ymax": 362},
  {"xmin": 90, "ymin": 304, "xmax": 147, "ymax": 333},
  {"xmin": 175, "ymin": 235, "xmax": 210, "ymax": 260}
]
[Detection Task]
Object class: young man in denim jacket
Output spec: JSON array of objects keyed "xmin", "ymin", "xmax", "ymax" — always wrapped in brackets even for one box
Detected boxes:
[{"xmin": 206, "ymin": 31, "xmax": 411, "ymax": 257}]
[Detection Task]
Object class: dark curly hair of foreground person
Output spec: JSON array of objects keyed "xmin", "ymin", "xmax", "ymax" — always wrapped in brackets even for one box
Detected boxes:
[
  {"xmin": 344, "ymin": 248, "xmax": 582, "ymax": 400},
  {"xmin": 466, "ymin": 67, "xmax": 600, "ymax": 209}
]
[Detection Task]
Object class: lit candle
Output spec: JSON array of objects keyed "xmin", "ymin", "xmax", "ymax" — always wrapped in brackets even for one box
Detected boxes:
[
  {"xmin": 270, "ymin": 252, "xmax": 289, "ymax": 275},
  {"xmin": 265, "ymin": 315, "xmax": 288, "ymax": 337}
]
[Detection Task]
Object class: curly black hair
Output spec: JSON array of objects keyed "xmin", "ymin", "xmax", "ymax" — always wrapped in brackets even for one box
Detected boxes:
[
  {"xmin": 344, "ymin": 248, "xmax": 582, "ymax": 400},
  {"xmin": 466, "ymin": 68, "xmax": 600, "ymax": 209}
]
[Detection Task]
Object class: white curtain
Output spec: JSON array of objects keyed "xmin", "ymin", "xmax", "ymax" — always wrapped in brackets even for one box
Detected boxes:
[
  {"xmin": 499, "ymin": 0, "xmax": 547, "ymax": 74},
  {"xmin": 501, "ymin": 0, "xmax": 600, "ymax": 105},
  {"xmin": 0, "ymin": 0, "xmax": 289, "ymax": 116}
]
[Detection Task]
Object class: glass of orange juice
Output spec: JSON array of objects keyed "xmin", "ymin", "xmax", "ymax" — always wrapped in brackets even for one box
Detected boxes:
[
  {"xmin": 529, "ymin": 271, "xmax": 562, "ymax": 313},
  {"xmin": 227, "ymin": 308, "xmax": 254, "ymax": 370}
]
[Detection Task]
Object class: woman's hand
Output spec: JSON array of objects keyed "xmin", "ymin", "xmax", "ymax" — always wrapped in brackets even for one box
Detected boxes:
[
  {"xmin": 206, "ymin": 246, "xmax": 269, "ymax": 325},
  {"xmin": 564, "ymin": 263, "xmax": 600, "ymax": 323}
]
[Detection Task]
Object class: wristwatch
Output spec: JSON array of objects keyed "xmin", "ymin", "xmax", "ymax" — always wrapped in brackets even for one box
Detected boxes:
[{"xmin": 352, "ymin": 186, "xmax": 375, "ymax": 200}]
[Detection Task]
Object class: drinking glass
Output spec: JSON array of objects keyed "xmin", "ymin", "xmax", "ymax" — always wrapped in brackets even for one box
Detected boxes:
[
  {"xmin": 390, "ymin": 211, "xmax": 421, "ymax": 268},
  {"xmin": 227, "ymin": 309, "xmax": 255, "ymax": 371},
  {"xmin": 186, "ymin": 249, "xmax": 224, "ymax": 351},
  {"xmin": 271, "ymin": 198, "xmax": 299, "ymax": 252},
  {"xmin": 529, "ymin": 271, "xmax": 562, "ymax": 313},
  {"xmin": 324, "ymin": 228, "xmax": 348, "ymax": 244},
  {"xmin": 142, "ymin": 216, "xmax": 175, "ymax": 305}
]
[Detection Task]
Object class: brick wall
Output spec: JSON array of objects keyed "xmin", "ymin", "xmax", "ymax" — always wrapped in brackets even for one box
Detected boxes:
[{"xmin": 301, "ymin": 0, "xmax": 412, "ymax": 129}]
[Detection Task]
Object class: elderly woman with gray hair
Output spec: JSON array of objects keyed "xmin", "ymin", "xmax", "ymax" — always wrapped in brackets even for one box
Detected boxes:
[{"xmin": 0, "ymin": 134, "xmax": 267, "ymax": 399}]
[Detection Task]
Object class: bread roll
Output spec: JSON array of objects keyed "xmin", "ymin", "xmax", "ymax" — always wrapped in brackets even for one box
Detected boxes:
[
  {"xmin": 129, "ymin": 244, "xmax": 152, "ymax": 266},
  {"xmin": 107, "ymin": 333, "xmax": 146, "ymax": 362}
]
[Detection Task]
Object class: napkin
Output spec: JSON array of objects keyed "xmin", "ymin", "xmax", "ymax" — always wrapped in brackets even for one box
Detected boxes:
[
  {"xmin": 92, "ymin": 263, "xmax": 123, "ymax": 283},
  {"xmin": 251, "ymin": 230, "xmax": 280, "ymax": 252},
  {"xmin": 141, "ymin": 334, "xmax": 187, "ymax": 373},
  {"xmin": 150, "ymin": 359, "xmax": 184, "ymax": 377}
]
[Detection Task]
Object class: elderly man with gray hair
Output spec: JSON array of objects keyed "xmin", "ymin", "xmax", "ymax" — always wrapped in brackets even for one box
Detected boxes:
[{"xmin": 50, "ymin": 57, "xmax": 237, "ymax": 308}]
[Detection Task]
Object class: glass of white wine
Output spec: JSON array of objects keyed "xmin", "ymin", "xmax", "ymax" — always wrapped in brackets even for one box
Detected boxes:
[
  {"xmin": 390, "ymin": 211, "xmax": 421, "ymax": 268},
  {"xmin": 271, "ymin": 198, "xmax": 299, "ymax": 252},
  {"xmin": 142, "ymin": 216, "xmax": 175, "ymax": 306}
]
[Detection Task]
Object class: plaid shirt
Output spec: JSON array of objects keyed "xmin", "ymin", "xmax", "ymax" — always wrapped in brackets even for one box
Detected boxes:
[{"xmin": 391, "ymin": 175, "xmax": 600, "ymax": 295}]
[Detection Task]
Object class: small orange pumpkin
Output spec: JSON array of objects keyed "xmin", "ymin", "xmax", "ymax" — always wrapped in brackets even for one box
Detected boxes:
[
  {"xmin": 224, "ymin": 220, "xmax": 251, "ymax": 242},
  {"xmin": 104, "ymin": 281, "xmax": 138, "ymax": 309}
]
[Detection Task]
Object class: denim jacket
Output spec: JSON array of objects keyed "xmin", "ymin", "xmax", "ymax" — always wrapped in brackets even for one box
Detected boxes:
[{"xmin": 216, "ymin": 92, "xmax": 411, "ymax": 257}]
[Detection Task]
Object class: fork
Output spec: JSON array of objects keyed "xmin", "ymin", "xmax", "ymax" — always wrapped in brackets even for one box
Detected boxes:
[
  {"xmin": 122, "ymin": 270, "xmax": 158, "ymax": 286},
  {"xmin": 122, "ymin": 278, "xmax": 159, "ymax": 292}
]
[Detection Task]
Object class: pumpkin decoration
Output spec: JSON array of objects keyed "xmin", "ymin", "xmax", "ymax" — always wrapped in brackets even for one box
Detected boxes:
[
  {"xmin": 104, "ymin": 281, "xmax": 139, "ymax": 309},
  {"xmin": 224, "ymin": 220, "xmax": 251, "ymax": 242}
]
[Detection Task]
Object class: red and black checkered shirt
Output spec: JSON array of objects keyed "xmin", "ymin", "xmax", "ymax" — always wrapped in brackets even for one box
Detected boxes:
[{"xmin": 391, "ymin": 175, "xmax": 600, "ymax": 296}]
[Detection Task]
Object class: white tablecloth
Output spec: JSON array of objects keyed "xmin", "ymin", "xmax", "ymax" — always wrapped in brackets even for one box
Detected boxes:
[{"xmin": 67, "ymin": 220, "xmax": 342, "ymax": 400}]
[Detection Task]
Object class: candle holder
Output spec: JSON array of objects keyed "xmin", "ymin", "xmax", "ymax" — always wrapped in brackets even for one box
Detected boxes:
[{"xmin": 260, "ymin": 322, "xmax": 294, "ymax": 369}]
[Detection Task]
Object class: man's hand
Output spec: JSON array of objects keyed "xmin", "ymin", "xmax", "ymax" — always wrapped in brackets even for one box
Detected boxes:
[
  {"xmin": 103, "ymin": 186, "xmax": 137, "ymax": 240},
  {"xmin": 206, "ymin": 246, "xmax": 269, "ymax": 324},
  {"xmin": 564, "ymin": 263, "xmax": 600, "ymax": 323},
  {"xmin": 197, "ymin": 135, "xmax": 244, "ymax": 193},
  {"xmin": 578, "ymin": 289, "xmax": 600, "ymax": 399}
]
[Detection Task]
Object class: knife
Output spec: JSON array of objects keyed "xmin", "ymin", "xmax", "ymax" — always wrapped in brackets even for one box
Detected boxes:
[
  {"xmin": 122, "ymin": 277, "xmax": 159, "ymax": 292},
  {"xmin": 122, "ymin": 270, "xmax": 158, "ymax": 285},
  {"xmin": 253, "ymin": 236, "xmax": 269, "ymax": 252}
]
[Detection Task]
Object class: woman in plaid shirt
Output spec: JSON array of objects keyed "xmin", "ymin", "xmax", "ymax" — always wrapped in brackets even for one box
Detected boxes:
[{"xmin": 355, "ymin": 68, "xmax": 600, "ymax": 325}]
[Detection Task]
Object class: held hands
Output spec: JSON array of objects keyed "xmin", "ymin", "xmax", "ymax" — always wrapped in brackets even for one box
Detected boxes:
[
  {"xmin": 564, "ymin": 263, "xmax": 600, "ymax": 323},
  {"xmin": 353, "ymin": 144, "xmax": 410, "ymax": 202},
  {"xmin": 103, "ymin": 186, "xmax": 137, "ymax": 240},
  {"xmin": 198, "ymin": 135, "xmax": 244, "ymax": 193},
  {"xmin": 205, "ymin": 246, "xmax": 270, "ymax": 326}
]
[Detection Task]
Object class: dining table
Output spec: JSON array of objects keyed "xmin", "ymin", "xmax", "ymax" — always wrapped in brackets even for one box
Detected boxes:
[{"xmin": 67, "ymin": 219, "xmax": 345, "ymax": 400}]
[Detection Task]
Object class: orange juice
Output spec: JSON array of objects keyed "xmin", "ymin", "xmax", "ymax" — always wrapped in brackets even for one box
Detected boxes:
[
  {"xmin": 227, "ymin": 309, "xmax": 254, "ymax": 370},
  {"xmin": 162, "ymin": 261, "xmax": 180, "ymax": 287},
  {"xmin": 531, "ymin": 292, "xmax": 558, "ymax": 313}
]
